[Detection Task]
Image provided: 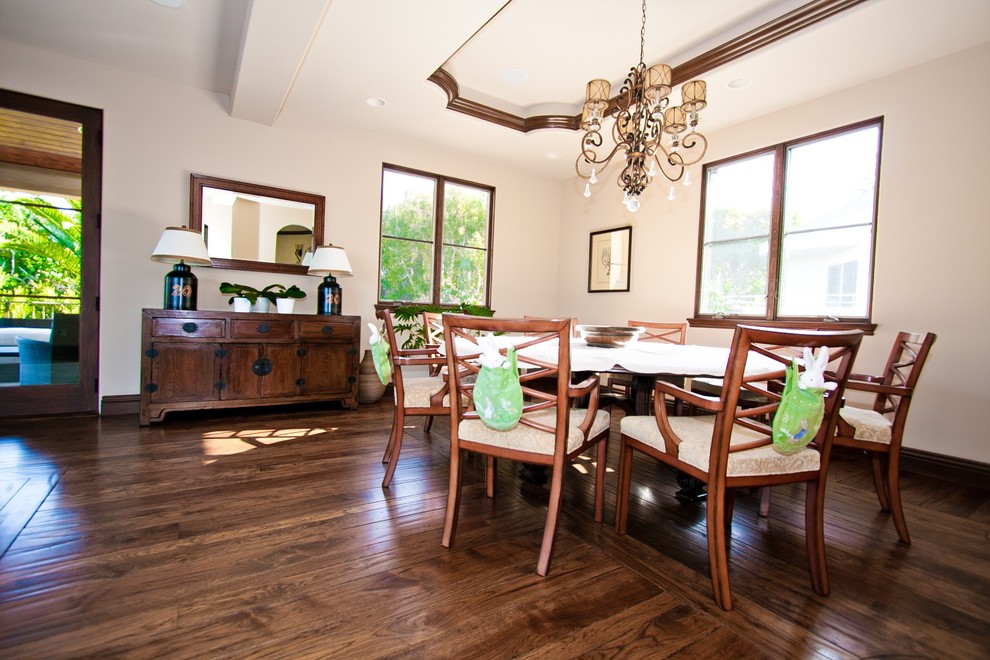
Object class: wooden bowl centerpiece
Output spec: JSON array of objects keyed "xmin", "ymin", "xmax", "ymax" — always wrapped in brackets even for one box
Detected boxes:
[{"xmin": 576, "ymin": 325, "xmax": 645, "ymax": 348}]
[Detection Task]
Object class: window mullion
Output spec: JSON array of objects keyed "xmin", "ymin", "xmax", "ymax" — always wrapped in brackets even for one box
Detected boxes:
[
  {"xmin": 766, "ymin": 144, "xmax": 786, "ymax": 321},
  {"xmin": 432, "ymin": 178, "xmax": 445, "ymax": 304}
]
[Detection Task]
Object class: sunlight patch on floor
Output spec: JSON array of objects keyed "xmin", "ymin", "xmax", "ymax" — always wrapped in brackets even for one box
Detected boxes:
[
  {"xmin": 571, "ymin": 454, "xmax": 614, "ymax": 475},
  {"xmin": 201, "ymin": 426, "xmax": 332, "ymax": 459}
]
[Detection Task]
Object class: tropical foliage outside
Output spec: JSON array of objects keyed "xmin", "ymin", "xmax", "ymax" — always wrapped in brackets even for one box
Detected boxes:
[
  {"xmin": 0, "ymin": 191, "xmax": 82, "ymax": 319},
  {"xmin": 379, "ymin": 170, "xmax": 490, "ymax": 306}
]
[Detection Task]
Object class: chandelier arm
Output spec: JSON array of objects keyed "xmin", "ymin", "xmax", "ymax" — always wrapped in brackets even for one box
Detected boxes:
[{"xmin": 576, "ymin": 140, "xmax": 625, "ymax": 180}]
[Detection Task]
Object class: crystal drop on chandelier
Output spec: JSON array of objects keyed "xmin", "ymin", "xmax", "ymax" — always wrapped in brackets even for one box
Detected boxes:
[
  {"xmin": 625, "ymin": 195, "xmax": 640, "ymax": 212},
  {"xmin": 590, "ymin": 168, "xmax": 598, "ymax": 184},
  {"xmin": 583, "ymin": 182, "xmax": 592, "ymax": 198}
]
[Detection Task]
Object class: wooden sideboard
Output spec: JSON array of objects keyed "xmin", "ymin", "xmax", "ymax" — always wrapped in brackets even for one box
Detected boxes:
[{"xmin": 140, "ymin": 308, "xmax": 360, "ymax": 425}]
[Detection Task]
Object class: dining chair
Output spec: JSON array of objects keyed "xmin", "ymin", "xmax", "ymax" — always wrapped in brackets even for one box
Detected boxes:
[
  {"xmin": 832, "ymin": 331, "xmax": 936, "ymax": 544},
  {"xmin": 615, "ymin": 325, "xmax": 863, "ymax": 610},
  {"xmin": 441, "ymin": 314, "xmax": 610, "ymax": 576},
  {"xmin": 379, "ymin": 309, "xmax": 449, "ymax": 488},
  {"xmin": 600, "ymin": 320, "xmax": 687, "ymax": 413}
]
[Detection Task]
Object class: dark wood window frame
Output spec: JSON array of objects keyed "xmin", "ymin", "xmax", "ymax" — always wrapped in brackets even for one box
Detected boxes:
[
  {"xmin": 690, "ymin": 117, "xmax": 882, "ymax": 334},
  {"xmin": 377, "ymin": 163, "xmax": 494, "ymax": 308}
]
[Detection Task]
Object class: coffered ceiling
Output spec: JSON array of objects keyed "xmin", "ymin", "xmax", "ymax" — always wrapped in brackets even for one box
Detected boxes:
[{"xmin": 0, "ymin": 0, "xmax": 988, "ymax": 180}]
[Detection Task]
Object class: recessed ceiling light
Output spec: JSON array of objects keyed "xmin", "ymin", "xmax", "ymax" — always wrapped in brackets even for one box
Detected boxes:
[
  {"xmin": 727, "ymin": 78, "xmax": 752, "ymax": 90},
  {"xmin": 366, "ymin": 97, "xmax": 387, "ymax": 108},
  {"xmin": 151, "ymin": 0, "xmax": 184, "ymax": 7},
  {"xmin": 502, "ymin": 69, "xmax": 528, "ymax": 84},
  {"xmin": 545, "ymin": 152, "xmax": 561, "ymax": 160}
]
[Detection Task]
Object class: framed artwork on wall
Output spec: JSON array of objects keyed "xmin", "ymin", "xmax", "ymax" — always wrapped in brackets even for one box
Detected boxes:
[{"xmin": 588, "ymin": 225, "xmax": 632, "ymax": 293}]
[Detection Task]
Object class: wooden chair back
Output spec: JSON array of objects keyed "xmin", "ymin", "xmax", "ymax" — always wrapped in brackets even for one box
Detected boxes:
[
  {"xmin": 627, "ymin": 320, "xmax": 687, "ymax": 345},
  {"xmin": 523, "ymin": 315, "xmax": 579, "ymax": 338},
  {"xmin": 422, "ymin": 311, "xmax": 445, "ymax": 375}
]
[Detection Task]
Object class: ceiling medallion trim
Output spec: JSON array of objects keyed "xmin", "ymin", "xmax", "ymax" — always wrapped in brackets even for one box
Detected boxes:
[{"xmin": 427, "ymin": 0, "xmax": 867, "ymax": 134}]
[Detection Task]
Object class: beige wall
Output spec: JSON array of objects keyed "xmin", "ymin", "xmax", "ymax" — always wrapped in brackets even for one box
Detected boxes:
[
  {"xmin": 560, "ymin": 42, "xmax": 990, "ymax": 464},
  {"xmin": 0, "ymin": 39, "xmax": 562, "ymax": 399}
]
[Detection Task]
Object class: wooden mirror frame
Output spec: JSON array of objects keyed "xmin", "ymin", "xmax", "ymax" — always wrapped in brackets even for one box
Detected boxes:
[{"xmin": 188, "ymin": 173, "xmax": 325, "ymax": 275}]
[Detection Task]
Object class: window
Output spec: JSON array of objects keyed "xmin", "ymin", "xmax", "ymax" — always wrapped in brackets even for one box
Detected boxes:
[
  {"xmin": 696, "ymin": 118, "xmax": 881, "ymax": 326},
  {"xmin": 378, "ymin": 164, "xmax": 493, "ymax": 306}
]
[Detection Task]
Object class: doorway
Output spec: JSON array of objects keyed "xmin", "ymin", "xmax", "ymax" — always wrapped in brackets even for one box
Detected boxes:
[{"xmin": 0, "ymin": 89, "xmax": 102, "ymax": 416}]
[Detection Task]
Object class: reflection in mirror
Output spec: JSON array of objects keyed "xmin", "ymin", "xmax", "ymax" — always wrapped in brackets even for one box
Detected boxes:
[{"xmin": 189, "ymin": 174, "xmax": 325, "ymax": 275}]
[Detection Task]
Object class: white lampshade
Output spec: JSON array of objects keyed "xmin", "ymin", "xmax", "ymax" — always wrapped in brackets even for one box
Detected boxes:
[
  {"xmin": 307, "ymin": 244, "xmax": 352, "ymax": 276},
  {"xmin": 151, "ymin": 226, "xmax": 211, "ymax": 265}
]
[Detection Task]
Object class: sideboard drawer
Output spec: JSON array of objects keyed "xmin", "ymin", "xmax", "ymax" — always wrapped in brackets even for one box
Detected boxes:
[
  {"xmin": 299, "ymin": 320, "xmax": 353, "ymax": 340},
  {"xmin": 152, "ymin": 317, "xmax": 226, "ymax": 338},
  {"xmin": 231, "ymin": 319, "xmax": 294, "ymax": 339}
]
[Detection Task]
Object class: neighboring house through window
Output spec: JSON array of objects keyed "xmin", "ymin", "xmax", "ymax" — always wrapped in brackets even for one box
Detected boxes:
[
  {"xmin": 378, "ymin": 164, "xmax": 494, "ymax": 306},
  {"xmin": 695, "ymin": 118, "xmax": 882, "ymax": 327}
]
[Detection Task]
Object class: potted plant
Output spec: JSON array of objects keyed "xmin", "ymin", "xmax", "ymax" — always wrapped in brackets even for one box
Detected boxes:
[
  {"xmin": 262, "ymin": 284, "xmax": 306, "ymax": 314},
  {"xmin": 220, "ymin": 283, "xmax": 306, "ymax": 313},
  {"xmin": 391, "ymin": 302, "xmax": 494, "ymax": 349}
]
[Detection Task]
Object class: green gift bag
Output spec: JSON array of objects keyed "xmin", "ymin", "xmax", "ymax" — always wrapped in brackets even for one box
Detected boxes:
[
  {"xmin": 771, "ymin": 358, "xmax": 826, "ymax": 455},
  {"xmin": 474, "ymin": 345, "xmax": 523, "ymax": 431},
  {"xmin": 367, "ymin": 323, "xmax": 392, "ymax": 386}
]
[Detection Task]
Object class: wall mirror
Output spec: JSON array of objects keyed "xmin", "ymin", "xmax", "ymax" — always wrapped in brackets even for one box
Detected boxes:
[{"xmin": 189, "ymin": 173, "xmax": 325, "ymax": 274}]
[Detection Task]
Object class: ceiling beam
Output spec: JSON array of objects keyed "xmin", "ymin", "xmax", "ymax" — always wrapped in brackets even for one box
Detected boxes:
[{"xmin": 229, "ymin": 0, "xmax": 333, "ymax": 126}]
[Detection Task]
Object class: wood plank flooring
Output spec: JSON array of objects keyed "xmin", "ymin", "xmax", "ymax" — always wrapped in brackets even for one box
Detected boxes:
[{"xmin": 0, "ymin": 400, "xmax": 987, "ymax": 658}]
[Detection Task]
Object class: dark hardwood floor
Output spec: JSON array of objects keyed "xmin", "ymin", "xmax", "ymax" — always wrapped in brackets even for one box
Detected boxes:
[{"xmin": 1, "ymin": 400, "xmax": 987, "ymax": 658}]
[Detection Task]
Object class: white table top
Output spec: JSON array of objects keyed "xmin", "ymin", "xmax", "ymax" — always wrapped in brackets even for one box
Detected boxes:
[{"xmin": 451, "ymin": 335, "xmax": 781, "ymax": 378}]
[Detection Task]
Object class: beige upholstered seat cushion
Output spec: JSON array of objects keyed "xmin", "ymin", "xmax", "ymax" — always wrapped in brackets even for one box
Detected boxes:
[
  {"xmin": 398, "ymin": 376, "xmax": 449, "ymax": 407},
  {"xmin": 839, "ymin": 406, "xmax": 893, "ymax": 444},
  {"xmin": 459, "ymin": 407, "xmax": 610, "ymax": 455},
  {"xmin": 621, "ymin": 415, "xmax": 820, "ymax": 476}
]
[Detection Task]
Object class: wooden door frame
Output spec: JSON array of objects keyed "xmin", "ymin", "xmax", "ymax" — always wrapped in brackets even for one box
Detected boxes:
[{"xmin": 0, "ymin": 88, "xmax": 102, "ymax": 417}]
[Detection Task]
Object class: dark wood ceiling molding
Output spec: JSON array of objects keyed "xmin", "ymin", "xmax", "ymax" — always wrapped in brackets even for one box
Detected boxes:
[
  {"xmin": 673, "ymin": 0, "xmax": 869, "ymax": 83},
  {"xmin": 0, "ymin": 144, "xmax": 82, "ymax": 173},
  {"xmin": 427, "ymin": 0, "xmax": 867, "ymax": 134}
]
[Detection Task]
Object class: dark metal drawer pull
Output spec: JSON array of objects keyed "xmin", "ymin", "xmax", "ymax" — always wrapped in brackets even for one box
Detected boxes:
[
  {"xmin": 252, "ymin": 358, "xmax": 273, "ymax": 377},
  {"xmin": 182, "ymin": 322, "xmax": 198, "ymax": 333}
]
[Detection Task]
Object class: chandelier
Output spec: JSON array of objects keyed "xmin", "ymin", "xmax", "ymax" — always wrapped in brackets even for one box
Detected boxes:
[{"xmin": 576, "ymin": 0, "xmax": 710, "ymax": 212}]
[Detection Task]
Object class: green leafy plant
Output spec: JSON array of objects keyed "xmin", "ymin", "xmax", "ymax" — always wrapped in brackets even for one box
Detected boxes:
[
  {"xmin": 391, "ymin": 302, "xmax": 493, "ymax": 349},
  {"xmin": 220, "ymin": 282, "xmax": 306, "ymax": 305}
]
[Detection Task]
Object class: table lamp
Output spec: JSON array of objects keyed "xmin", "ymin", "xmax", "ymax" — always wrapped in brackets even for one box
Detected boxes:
[
  {"xmin": 307, "ymin": 244, "xmax": 352, "ymax": 315},
  {"xmin": 151, "ymin": 226, "xmax": 212, "ymax": 310}
]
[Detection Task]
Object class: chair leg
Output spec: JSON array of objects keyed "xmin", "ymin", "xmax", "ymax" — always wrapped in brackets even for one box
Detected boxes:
[
  {"xmin": 759, "ymin": 487, "xmax": 772, "ymax": 517},
  {"xmin": 886, "ymin": 450, "xmax": 911, "ymax": 544},
  {"xmin": 424, "ymin": 415, "xmax": 434, "ymax": 433},
  {"xmin": 441, "ymin": 448, "xmax": 463, "ymax": 549},
  {"xmin": 725, "ymin": 489, "xmax": 736, "ymax": 529},
  {"xmin": 536, "ymin": 460, "xmax": 567, "ymax": 576},
  {"xmin": 615, "ymin": 437, "xmax": 634, "ymax": 535},
  {"xmin": 485, "ymin": 457, "xmax": 496, "ymax": 498},
  {"xmin": 706, "ymin": 483, "xmax": 733, "ymax": 611},
  {"xmin": 870, "ymin": 452, "xmax": 892, "ymax": 512},
  {"xmin": 804, "ymin": 479, "xmax": 830, "ymax": 597},
  {"xmin": 593, "ymin": 437, "xmax": 607, "ymax": 523},
  {"xmin": 381, "ymin": 407, "xmax": 406, "ymax": 488},
  {"xmin": 381, "ymin": 406, "xmax": 400, "ymax": 464}
]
